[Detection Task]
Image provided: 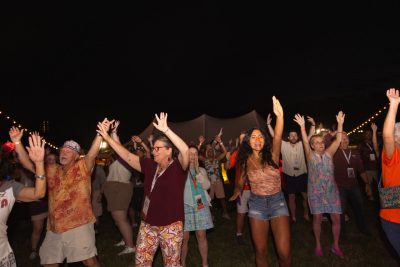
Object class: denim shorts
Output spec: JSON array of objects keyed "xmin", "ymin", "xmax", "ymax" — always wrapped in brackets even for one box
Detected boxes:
[{"xmin": 248, "ymin": 191, "xmax": 289, "ymax": 220}]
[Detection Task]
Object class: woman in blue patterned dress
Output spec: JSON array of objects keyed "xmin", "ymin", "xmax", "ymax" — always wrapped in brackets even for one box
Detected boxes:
[
  {"xmin": 181, "ymin": 145, "xmax": 213, "ymax": 267},
  {"xmin": 294, "ymin": 111, "xmax": 345, "ymax": 258}
]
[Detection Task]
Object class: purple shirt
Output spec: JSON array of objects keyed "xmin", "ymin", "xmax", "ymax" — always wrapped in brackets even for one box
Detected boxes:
[{"xmin": 140, "ymin": 158, "xmax": 187, "ymax": 226}]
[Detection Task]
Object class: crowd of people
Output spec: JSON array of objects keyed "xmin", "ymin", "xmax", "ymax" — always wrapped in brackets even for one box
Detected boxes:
[{"xmin": 0, "ymin": 90, "xmax": 399, "ymax": 266}]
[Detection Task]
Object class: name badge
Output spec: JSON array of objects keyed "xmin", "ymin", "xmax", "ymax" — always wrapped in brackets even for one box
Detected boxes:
[
  {"xmin": 369, "ymin": 154, "xmax": 376, "ymax": 161},
  {"xmin": 195, "ymin": 194, "xmax": 205, "ymax": 210},
  {"xmin": 347, "ymin": 168, "xmax": 355, "ymax": 178},
  {"xmin": 142, "ymin": 196, "xmax": 150, "ymax": 219}
]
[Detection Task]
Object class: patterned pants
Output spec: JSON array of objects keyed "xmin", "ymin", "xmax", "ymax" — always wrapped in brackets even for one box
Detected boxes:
[{"xmin": 135, "ymin": 220, "xmax": 183, "ymax": 267}]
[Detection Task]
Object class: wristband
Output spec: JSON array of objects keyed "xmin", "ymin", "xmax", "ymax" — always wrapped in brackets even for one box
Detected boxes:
[
  {"xmin": 163, "ymin": 128, "xmax": 170, "ymax": 134},
  {"xmin": 35, "ymin": 174, "xmax": 46, "ymax": 180}
]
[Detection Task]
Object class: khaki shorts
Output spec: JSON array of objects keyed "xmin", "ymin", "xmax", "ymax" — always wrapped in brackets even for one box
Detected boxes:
[
  {"xmin": 209, "ymin": 180, "xmax": 225, "ymax": 199},
  {"xmin": 39, "ymin": 223, "xmax": 97, "ymax": 264},
  {"xmin": 103, "ymin": 181, "xmax": 133, "ymax": 211},
  {"xmin": 236, "ymin": 190, "xmax": 251, "ymax": 214}
]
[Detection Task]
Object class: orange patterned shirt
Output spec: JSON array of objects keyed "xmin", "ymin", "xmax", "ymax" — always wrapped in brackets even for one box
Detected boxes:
[{"xmin": 47, "ymin": 159, "xmax": 95, "ymax": 233}]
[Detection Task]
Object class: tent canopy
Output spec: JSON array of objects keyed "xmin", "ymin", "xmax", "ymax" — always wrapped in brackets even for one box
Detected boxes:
[{"xmin": 139, "ymin": 110, "xmax": 266, "ymax": 145}]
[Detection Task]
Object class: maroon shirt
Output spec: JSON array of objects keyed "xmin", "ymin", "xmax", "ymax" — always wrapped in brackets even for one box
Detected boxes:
[
  {"xmin": 358, "ymin": 141, "xmax": 378, "ymax": 171},
  {"xmin": 333, "ymin": 148, "xmax": 365, "ymax": 187},
  {"xmin": 140, "ymin": 158, "xmax": 187, "ymax": 226}
]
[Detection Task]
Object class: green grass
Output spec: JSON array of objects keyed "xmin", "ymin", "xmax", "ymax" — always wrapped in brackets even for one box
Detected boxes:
[{"xmin": 10, "ymin": 193, "xmax": 400, "ymax": 267}]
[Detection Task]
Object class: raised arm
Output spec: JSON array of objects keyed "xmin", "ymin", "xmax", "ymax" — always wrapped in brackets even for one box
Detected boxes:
[
  {"xmin": 97, "ymin": 119, "xmax": 141, "ymax": 172},
  {"xmin": 306, "ymin": 116, "xmax": 316, "ymax": 139},
  {"xmin": 382, "ymin": 88, "xmax": 400, "ymax": 159},
  {"xmin": 271, "ymin": 96, "xmax": 283, "ymax": 164},
  {"xmin": 153, "ymin": 112, "xmax": 189, "ymax": 170},
  {"xmin": 17, "ymin": 133, "xmax": 46, "ymax": 201},
  {"xmin": 85, "ymin": 118, "xmax": 112, "ymax": 172},
  {"xmin": 294, "ymin": 114, "xmax": 312, "ymax": 160},
  {"xmin": 132, "ymin": 135, "xmax": 151, "ymax": 158},
  {"xmin": 110, "ymin": 120, "xmax": 121, "ymax": 144},
  {"xmin": 371, "ymin": 123, "xmax": 379, "ymax": 155},
  {"xmin": 326, "ymin": 111, "xmax": 345, "ymax": 157},
  {"xmin": 214, "ymin": 135, "xmax": 227, "ymax": 161},
  {"xmin": 9, "ymin": 127, "xmax": 35, "ymax": 173},
  {"xmin": 266, "ymin": 113, "xmax": 275, "ymax": 137}
]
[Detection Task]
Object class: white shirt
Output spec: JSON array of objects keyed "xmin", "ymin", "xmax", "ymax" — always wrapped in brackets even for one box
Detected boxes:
[{"xmin": 281, "ymin": 141, "xmax": 307, "ymax": 176}]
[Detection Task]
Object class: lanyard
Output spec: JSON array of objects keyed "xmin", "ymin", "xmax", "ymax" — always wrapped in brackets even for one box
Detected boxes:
[
  {"xmin": 366, "ymin": 143, "xmax": 373, "ymax": 152},
  {"xmin": 150, "ymin": 160, "xmax": 174, "ymax": 193},
  {"xmin": 341, "ymin": 149, "xmax": 352, "ymax": 166},
  {"xmin": 189, "ymin": 169, "xmax": 197, "ymax": 189}
]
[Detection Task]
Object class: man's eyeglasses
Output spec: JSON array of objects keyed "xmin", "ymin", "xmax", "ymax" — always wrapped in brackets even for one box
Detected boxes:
[{"xmin": 153, "ymin": 146, "xmax": 167, "ymax": 152}]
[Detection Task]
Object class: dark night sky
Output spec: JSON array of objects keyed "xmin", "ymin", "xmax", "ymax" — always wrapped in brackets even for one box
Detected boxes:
[{"xmin": 1, "ymin": 3, "xmax": 400, "ymax": 148}]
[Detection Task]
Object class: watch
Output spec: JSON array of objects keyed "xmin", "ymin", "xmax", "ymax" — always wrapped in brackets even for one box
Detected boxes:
[{"xmin": 35, "ymin": 174, "xmax": 46, "ymax": 180}]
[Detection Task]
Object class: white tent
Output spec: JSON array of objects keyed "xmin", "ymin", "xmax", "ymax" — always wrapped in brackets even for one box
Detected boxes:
[{"xmin": 138, "ymin": 110, "xmax": 266, "ymax": 144}]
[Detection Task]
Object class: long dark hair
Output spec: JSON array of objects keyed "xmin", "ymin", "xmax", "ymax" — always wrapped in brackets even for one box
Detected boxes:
[{"xmin": 237, "ymin": 127, "xmax": 278, "ymax": 174}]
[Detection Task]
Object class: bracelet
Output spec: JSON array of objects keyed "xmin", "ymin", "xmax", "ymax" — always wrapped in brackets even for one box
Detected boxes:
[
  {"xmin": 219, "ymin": 142, "xmax": 224, "ymax": 145},
  {"xmin": 14, "ymin": 141, "xmax": 21, "ymax": 145},
  {"xmin": 163, "ymin": 128, "xmax": 170, "ymax": 134},
  {"xmin": 35, "ymin": 174, "xmax": 46, "ymax": 180}
]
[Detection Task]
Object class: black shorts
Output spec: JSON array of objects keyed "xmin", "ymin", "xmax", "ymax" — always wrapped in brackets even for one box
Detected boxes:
[{"xmin": 283, "ymin": 173, "xmax": 307, "ymax": 194}]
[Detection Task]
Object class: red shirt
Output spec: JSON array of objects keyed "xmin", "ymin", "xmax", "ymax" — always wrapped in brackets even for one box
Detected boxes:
[{"xmin": 140, "ymin": 158, "xmax": 187, "ymax": 226}]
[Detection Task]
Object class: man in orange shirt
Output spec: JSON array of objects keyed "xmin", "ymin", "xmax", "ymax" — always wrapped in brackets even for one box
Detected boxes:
[{"xmin": 381, "ymin": 88, "xmax": 400, "ymax": 257}]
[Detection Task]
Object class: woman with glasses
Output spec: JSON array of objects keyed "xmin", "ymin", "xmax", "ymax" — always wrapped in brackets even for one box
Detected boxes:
[
  {"xmin": 294, "ymin": 111, "xmax": 345, "ymax": 258},
  {"xmin": 97, "ymin": 112, "xmax": 189, "ymax": 267}
]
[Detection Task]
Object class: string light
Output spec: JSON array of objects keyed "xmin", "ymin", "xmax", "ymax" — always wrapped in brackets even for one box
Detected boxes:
[
  {"xmin": 348, "ymin": 105, "xmax": 387, "ymax": 135},
  {"xmin": 0, "ymin": 109, "xmax": 59, "ymax": 149}
]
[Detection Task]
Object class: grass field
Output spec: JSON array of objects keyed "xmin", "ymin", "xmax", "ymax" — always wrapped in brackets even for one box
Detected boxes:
[{"xmin": 9, "ymin": 187, "xmax": 400, "ymax": 267}]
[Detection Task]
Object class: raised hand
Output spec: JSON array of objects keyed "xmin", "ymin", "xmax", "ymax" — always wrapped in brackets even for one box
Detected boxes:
[
  {"xmin": 386, "ymin": 88, "xmax": 400, "ymax": 104},
  {"xmin": 9, "ymin": 127, "xmax": 24, "ymax": 143},
  {"xmin": 153, "ymin": 112, "xmax": 169, "ymax": 133},
  {"xmin": 266, "ymin": 113, "xmax": 272, "ymax": 125},
  {"xmin": 307, "ymin": 116, "xmax": 316, "ymax": 126},
  {"xmin": 336, "ymin": 111, "xmax": 345, "ymax": 125},
  {"xmin": 131, "ymin": 135, "xmax": 142, "ymax": 144},
  {"xmin": 272, "ymin": 96, "xmax": 283, "ymax": 117},
  {"xmin": 26, "ymin": 134, "xmax": 45, "ymax": 163},
  {"xmin": 293, "ymin": 114, "xmax": 305, "ymax": 127},
  {"xmin": 111, "ymin": 120, "xmax": 120, "ymax": 133},
  {"xmin": 371, "ymin": 122, "xmax": 378, "ymax": 132},
  {"xmin": 198, "ymin": 135, "xmax": 205, "ymax": 145},
  {"xmin": 96, "ymin": 118, "xmax": 114, "ymax": 139}
]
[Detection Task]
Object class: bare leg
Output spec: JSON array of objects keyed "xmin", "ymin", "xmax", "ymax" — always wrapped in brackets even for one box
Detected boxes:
[
  {"xmin": 31, "ymin": 218, "xmax": 45, "ymax": 252},
  {"xmin": 249, "ymin": 217, "xmax": 269, "ymax": 267},
  {"xmin": 301, "ymin": 192, "xmax": 310, "ymax": 221},
  {"xmin": 330, "ymin": 213, "xmax": 341, "ymax": 249},
  {"xmin": 82, "ymin": 256, "xmax": 101, "ymax": 267},
  {"xmin": 219, "ymin": 198, "xmax": 230, "ymax": 218},
  {"xmin": 181, "ymin": 231, "xmax": 190, "ymax": 267},
  {"xmin": 270, "ymin": 216, "xmax": 291, "ymax": 267},
  {"xmin": 288, "ymin": 194, "xmax": 296, "ymax": 222},
  {"xmin": 236, "ymin": 213, "xmax": 246, "ymax": 234},
  {"xmin": 312, "ymin": 214, "xmax": 323, "ymax": 250},
  {"xmin": 111, "ymin": 210, "xmax": 135, "ymax": 248},
  {"xmin": 195, "ymin": 230, "xmax": 208, "ymax": 267}
]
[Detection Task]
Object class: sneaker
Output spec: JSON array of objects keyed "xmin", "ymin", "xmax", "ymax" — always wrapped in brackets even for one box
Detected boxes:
[
  {"xmin": 236, "ymin": 235, "xmax": 246, "ymax": 246},
  {"xmin": 314, "ymin": 248, "xmax": 323, "ymax": 257},
  {"xmin": 331, "ymin": 246, "xmax": 344, "ymax": 258},
  {"xmin": 222, "ymin": 213, "xmax": 231, "ymax": 220},
  {"xmin": 345, "ymin": 214, "xmax": 350, "ymax": 222},
  {"xmin": 118, "ymin": 246, "xmax": 135, "ymax": 256},
  {"xmin": 114, "ymin": 239, "xmax": 125, "ymax": 247},
  {"xmin": 132, "ymin": 223, "xmax": 138, "ymax": 228},
  {"xmin": 29, "ymin": 251, "xmax": 38, "ymax": 260}
]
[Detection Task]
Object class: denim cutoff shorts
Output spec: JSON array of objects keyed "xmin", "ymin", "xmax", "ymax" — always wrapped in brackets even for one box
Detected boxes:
[{"xmin": 248, "ymin": 191, "xmax": 289, "ymax": 220}]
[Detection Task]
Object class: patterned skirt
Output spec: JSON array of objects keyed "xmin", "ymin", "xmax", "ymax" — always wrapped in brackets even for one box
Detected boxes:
[{"xmin": 184, "ymin": 204, "xmax": 214, "ymax": 232}]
